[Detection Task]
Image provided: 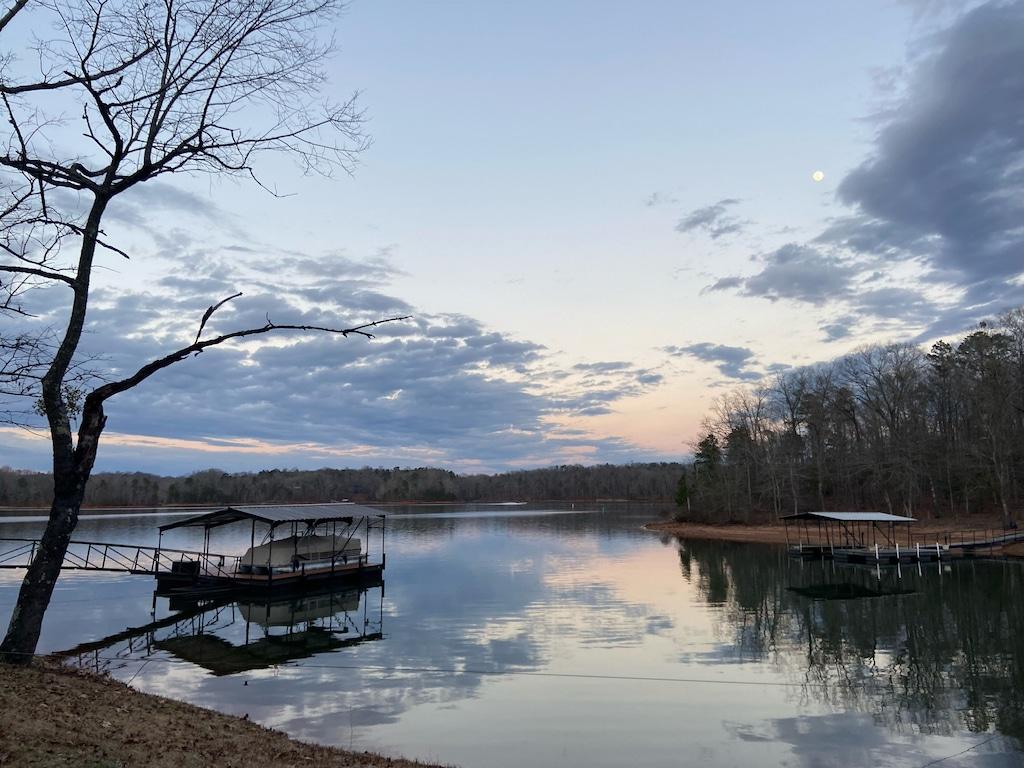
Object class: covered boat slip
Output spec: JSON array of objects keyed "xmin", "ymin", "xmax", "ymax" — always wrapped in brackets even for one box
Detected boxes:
[
  {"xmin": 782, "ymin": 511, "xmax": 930, "ymax": 564},
  {"xmin": 156, "ymin": 503, "xmax": 385, "ymax": 592}
]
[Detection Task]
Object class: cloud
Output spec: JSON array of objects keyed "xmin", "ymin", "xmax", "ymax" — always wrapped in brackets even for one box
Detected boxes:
[
  {"xmin": 675, "ymin": 198, "xmax": 746, "ymax": 239},
  {"xmin": 548, "ymin": 361, "xmax": 665, "ymax": 417},
  {"xmin": 663, "ymin": 343, "xmax": 761, "ymax": 381},
  {"xmin": 852, "ymin": 286, "xmax": 939, "ymax": 322},
  {"xmin": 107, "ymin": 182, "xmax": 223, "ymax": 224},
  {"xmin": 828, "ymin": 1, "xmax": 1024, "ymax": 323},
  {"xmin": 645, "ymin": 191, "xmax": 678, "ymax": 208},
  {"xmin": 704, "ymin": 2, "xmax": 1024, "ymax": 336},
  {"xmin": 898, "ymin": 0, "xmax": 979, "ymax": 19},
  {"xmin": 573, "ymin": 361, "xmax": 632, "ymax": 374},
  {"xmin": 828, "ymin": 1, "xmax": 1024, "ymax": 286},
  {"xmin": 706, "ymin": 244, "xmax": 858, "ymax": 305},
  {"xmin": 820, "ymin": 314, "xmax": 858, "ymax": 342},
  {"xmin": 1, "ymin": 246, "xmax": 668, "ymax": 472}
]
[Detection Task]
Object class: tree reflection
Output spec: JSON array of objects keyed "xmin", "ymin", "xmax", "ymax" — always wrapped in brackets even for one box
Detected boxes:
[{"xmin": 676, "ymin": 539, "xmax": 1024, "ymax": 744}]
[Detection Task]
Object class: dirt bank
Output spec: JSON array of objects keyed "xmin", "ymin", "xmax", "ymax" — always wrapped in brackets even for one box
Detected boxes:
[
  {"xmin": 645, "ymin": 515, "xmax": 1012, "ymax": 547},
  {"xmin": 0, "ymin": 662, "xmax": 448, "ymax": 768}
]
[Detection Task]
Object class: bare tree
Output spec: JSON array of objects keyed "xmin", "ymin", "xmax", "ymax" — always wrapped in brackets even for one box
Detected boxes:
[{"xmin": 0, "ymin": 0, "xmax": 407, "ymax": 663}]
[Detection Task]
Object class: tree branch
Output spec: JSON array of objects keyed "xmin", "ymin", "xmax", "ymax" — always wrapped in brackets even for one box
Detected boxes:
[
  {"xmin": 0, "ymin": 0, "xmax": 27, "ymax": 33},
  {"xmin": 194, "ymin": 291, "xmax": 243, "ymax": 344},
  {"xmin": 0, "ymin": 44, "xmax": 159, "ymax": 95},
  {"xmin": 88, "ymin": 312, "xmax": 412, "ymax": 407},
  {"xmin": 0, "ymin": 264, "xmax": 77, "ymax": 286}
]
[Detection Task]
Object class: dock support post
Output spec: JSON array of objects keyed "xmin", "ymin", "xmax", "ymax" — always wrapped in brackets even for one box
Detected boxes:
[
  {"xmin": 916, "ymin": 543, "xmax": 920, "ymax": 562},
  {"xmin": 875, "ymin": 543, "xmax": 880, "ymax": 562},
  {"xmin": 267, "ymin": 524, "xmax": 274, "ymax": 589},
  {"xmin": 936, "ymin": 542, "xmax": 941, "ymax": 560},
  {"xmin": 896, "ymin": 542, "xmax": 900, "ymax": 562}
]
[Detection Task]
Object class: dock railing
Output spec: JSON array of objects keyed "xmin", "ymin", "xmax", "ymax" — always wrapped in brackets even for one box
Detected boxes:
[
  {"xmin": 0, "ymin": 537, "xmax": 240, "ymax": 577},
  {"xmin": 942, "ymin": 527, "xmax": 1024, "ymax": 552}
]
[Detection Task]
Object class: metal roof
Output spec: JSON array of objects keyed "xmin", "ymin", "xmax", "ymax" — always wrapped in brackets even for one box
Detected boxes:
[
  {"xmin": 159, "ymin": 503, "xmax": 383, "ymax": 532},
  {"xmin": 780, "ymin": 511, "xmax": 917, "ymax": 524}
]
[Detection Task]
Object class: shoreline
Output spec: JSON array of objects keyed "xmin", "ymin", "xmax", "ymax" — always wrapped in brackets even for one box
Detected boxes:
[
  {"xmin": 0, "ymin": 499, "xmax": 668, "ymax": 518},
  {"xmin": 645, "ymin": 515, "xmax": 1016, "ymax": 548},
  {"xmin": 0, "ymin": 662, "xmax": 449, "ymax": 768}
]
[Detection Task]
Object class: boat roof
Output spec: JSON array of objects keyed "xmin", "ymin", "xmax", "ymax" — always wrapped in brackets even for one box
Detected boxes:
[
  {"xmin": 779, "ymin": 511, "xmax": 917, "ymax": 524},
  {"xmin": 159, "ymin": 503, "xmax": 383, "ymax": 532}
]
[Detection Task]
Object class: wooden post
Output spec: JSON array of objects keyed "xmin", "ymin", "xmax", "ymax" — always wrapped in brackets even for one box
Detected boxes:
[{"xmin": 267, "ymin": 524, "xmax": 274, "ymax": 588}]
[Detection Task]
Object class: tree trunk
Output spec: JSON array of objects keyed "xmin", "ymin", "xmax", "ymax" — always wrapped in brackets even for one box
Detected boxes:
[
  {"xmin": 1, "ymin": 405, "xmax": 104, "ymax": 664},
  {"xmin": 0, "ymin": 491, "xmax": 84, "ymax": 663}
]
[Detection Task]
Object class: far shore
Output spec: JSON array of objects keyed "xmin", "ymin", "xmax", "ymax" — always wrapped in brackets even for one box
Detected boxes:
[
  {"xmin": 0, "ymin": 498, "xmax": 660, "ymax": 517},
  {"xmin": 0, "ymin": 661, "xmax": 449, "ymax": 768}
]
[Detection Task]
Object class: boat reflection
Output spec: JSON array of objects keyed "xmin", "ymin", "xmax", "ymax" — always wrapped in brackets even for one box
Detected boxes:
[{"xmin": 57, "ymin": 582, "xmax": 384, "ymax": 677}]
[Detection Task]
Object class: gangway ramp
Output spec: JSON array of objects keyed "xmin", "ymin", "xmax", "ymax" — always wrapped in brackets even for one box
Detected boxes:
[{"xmin": 0, "ymin": 537, "xmax": 238, "ymax": 578}]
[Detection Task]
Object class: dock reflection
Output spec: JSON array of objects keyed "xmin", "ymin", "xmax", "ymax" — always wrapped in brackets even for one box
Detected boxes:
[
  {"xmin": 676, "ymin": 538, "xmax": 1024, "ymax": 745},
  {"xmin": 57, "ymin": 582, "xmax": 384, "ymax": 677}
]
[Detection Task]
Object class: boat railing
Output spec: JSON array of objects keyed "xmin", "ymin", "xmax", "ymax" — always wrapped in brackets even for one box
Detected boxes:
[{"xmin": 281, "ymin": 551, "xmax": 370, "ymax": 575}]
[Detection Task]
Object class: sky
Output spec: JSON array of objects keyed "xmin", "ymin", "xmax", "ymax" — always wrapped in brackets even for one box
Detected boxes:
[{"xmin": 2, "ymin": 0, "xmax": 1023, "ymax": 474}]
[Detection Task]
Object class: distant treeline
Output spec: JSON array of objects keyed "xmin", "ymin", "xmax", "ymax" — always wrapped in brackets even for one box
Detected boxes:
[
  {"xmin": 681, "ymin": 308, "xmax": 1024, "ymax": 524},
  {"xmin": 0, "ymin": 463, "xmax": 686, "ymax": 508}
]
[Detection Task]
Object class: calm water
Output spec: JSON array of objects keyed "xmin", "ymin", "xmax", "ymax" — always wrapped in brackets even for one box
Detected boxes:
[{"xmin": 2, "ymin": 503, "xmax": 1023, "ymax": 767}]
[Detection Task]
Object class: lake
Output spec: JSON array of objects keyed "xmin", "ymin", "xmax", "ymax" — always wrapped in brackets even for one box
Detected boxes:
[{"xmin": 2, "ymin": 503, "xmax": 1023, "ymax": 767}]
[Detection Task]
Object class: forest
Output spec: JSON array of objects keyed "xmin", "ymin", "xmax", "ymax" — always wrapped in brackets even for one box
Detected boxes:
[
  {"xmin": 681, "ymin": 308, "xmax": 1024, "ymax": 524},
  {"xmin": 5, "ymin": 308, "xmax": 1023, "ymax": 522},
  {"xmin": 0, "ymin": 462, "xmax": 685, "ymax": 508}
]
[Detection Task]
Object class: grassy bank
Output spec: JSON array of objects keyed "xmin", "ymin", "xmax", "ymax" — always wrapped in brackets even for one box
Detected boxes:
[{"xmin": 0, "ymin": 662, "xmax": 448, "ymax": 768}]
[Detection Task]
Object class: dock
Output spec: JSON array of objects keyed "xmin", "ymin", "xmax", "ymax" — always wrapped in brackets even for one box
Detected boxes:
[
  {"xmin": 0, "ymin": 503, "xmax": 386, "ymax": 596},
  {"xmin": 783, "ymin": 510, "xmax": 1024, "ymax": 565}
]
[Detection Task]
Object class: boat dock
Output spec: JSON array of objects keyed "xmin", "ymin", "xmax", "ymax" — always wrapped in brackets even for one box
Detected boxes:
[
  {"xmin": 783, "ymin": 510, "xmax": 1024, "ymax": 565},
  {"xmin": 0, "ymin": 503, "xmax": 386, "ymax": 596}
]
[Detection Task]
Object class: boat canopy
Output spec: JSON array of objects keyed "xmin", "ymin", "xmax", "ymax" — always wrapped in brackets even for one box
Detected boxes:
[
  {"xmin": 779, "ymin": 511, "xmax": 916, "ymax": 524},
  {"xmin": 158, "ymin": 503, "xmax": 382, "ymax": 532}
]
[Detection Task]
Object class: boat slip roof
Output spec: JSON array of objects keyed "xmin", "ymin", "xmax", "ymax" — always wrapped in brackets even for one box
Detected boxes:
[
  {"xmin": 779, "ymin": 511, "xmax": 917, "ymax": 524},
  {"xmin": 159, "ymin": 503, "xmax": 383, "ymax": 531}
]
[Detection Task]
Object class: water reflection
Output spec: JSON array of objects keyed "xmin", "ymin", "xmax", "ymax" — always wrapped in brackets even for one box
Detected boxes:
[
  {"xmin": 676, "ymin": 538, "xmax": 1024, "ymax": 751},
  {"xmin": 60, "ymin": 585, "xmax": 383, "ymax": 677},
  {"xmin": 3, "ymin": 504, "xmax": 1024, "ymax": 766}
]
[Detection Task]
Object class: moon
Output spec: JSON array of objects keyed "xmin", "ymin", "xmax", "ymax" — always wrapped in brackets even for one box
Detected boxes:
[{"xmin": 812, "ymin": 170, "xmax": 825, "ymax": 182}]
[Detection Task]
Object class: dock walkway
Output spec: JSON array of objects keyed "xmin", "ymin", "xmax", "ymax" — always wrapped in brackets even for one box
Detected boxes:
[
  {"xmin": 791, "ymin": 529, "xmax": 1024, "ymax": 564},
  {"xmin": 0, "ymin": 537, "xmax": 234, "ymax": 576}
]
